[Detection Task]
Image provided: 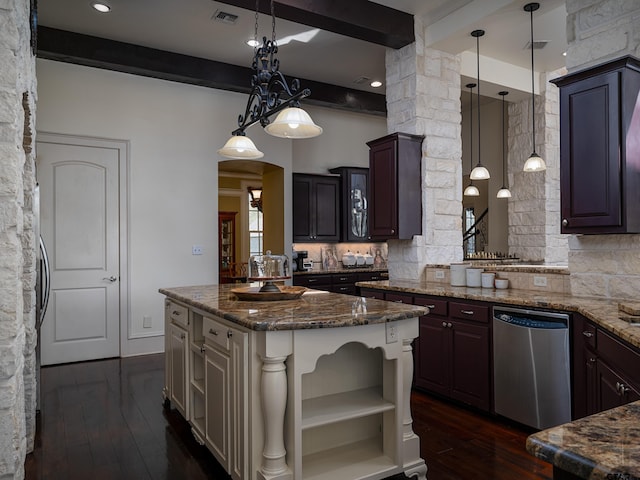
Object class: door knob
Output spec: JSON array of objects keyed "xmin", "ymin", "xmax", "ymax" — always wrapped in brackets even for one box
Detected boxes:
[{"xmin": 103, "ymin": 276, "xmax": 117, "ymax": 282}]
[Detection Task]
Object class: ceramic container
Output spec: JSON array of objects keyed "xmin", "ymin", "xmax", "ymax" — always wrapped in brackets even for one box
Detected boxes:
[
  {"xmin": 481, "ymin": 272, "xmax": 495, "ymax": 288},
  {"xmin": 342, "ymin": 250, "xmax": 356, "ymax": 267},
  {"xmin": 363, "ymin": 252, "xmax": 374, "ymax": 265},
  {"xmin": 466, "ymin": 268, "xmax": 483, "ymax": 287},
  {"xmin": 355, "ymin": 251, "xmax": 365, "ymax": 266},
  {"xmin": 450, "ymin": 263, "xmax": 470, "ymax": 286},
  {"xmin": 495, "ymin": 279, "xmax": 509, "ymax": 289}
]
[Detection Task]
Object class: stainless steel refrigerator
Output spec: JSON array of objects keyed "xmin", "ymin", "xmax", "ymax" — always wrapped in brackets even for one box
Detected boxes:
[{"xmin": 34, "ymin": 184, "xmax": 50, "ymax": 411}]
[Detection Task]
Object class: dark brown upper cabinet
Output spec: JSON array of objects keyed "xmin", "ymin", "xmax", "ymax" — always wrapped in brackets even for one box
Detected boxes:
[
  {"xmin": 367, "ymin": 132, "xmax": 424, "ymax": 240},
  {"xmin": 551, "ymin": 55, "xmax": 640, "ymax": 234},
  {"xmin": 292, "ymin": 173, "xmax": 341, "ymax": 242},
  {"xmin": 329, "ymin": 167, "xmax": 370, "ymax": 242}
]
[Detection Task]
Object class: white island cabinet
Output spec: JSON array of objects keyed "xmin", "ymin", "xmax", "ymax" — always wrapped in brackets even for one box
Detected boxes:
[{"xmin": 161, "ymin": 284, "xmax": 429, "ymax": 480}]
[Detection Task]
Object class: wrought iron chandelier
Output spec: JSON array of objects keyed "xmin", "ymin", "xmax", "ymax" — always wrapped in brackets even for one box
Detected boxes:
[{"xmin": 218, "ymin": 0, "xmax": 322, "ymax": 160}]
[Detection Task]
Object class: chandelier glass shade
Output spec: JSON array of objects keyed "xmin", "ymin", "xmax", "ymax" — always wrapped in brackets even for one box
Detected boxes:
[
  {"xmin": 469, "ymin": 29, "xmax": 490, "ymax": 181},
  {"xmin": 523, "ymin": 2, "xmax": 546, "ymax": 172},
  {"xmin": 218, "ymin": 0, "xmax": 322, "ymax": 160}
]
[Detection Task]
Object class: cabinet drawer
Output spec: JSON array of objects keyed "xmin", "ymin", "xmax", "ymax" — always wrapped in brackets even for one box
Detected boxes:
[
  {"xmin": 414, "ymin": 296, "xmax": 447, "ymax": 317},
  {"xmin": 597, "ymin": 329, "xmax": 640, "ymax": 387},
  {"xmin": 332, "ymin": 284, "xmax": 357, "ymax": 295},
  {"xmin": 385, "ymin": 293, "xmax": 412, "ymax": 304},
  {"xmin": 360, "ymin": 288, "xmax": 385, "ymax": 300},
  {"xmin": 203, "ymin": 316, "xmax": 230, "ymax": 352},
  {"xmin": 167, "ymin": 301, "xmax": 189, "ymax": 328},
  {"xmin": 294, "ymin": 274, "xmax": 333, "ymax": 288},
  {"xmin": 450, "ymin": 302, "xmax": 489, "ymax": 323},
  {"xmin": 357, "ymin": 271, "xmax": 387, "ymax": 282},
  {"xmin": 333, "ymin": 273, "xmax": 358, "ymax": 284}
]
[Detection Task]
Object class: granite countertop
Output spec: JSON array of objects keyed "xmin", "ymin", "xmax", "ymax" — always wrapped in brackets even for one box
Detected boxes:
[
  {"xmin": 526, "ymin": 401, "xmax": 640, "ymax": 480},
  {"xmin": 356, "ymin": 279, "xmax": 640, "ymax": 349},
  {"xmin": 159, "ymin": 283, "xmax": 427, "ymax": 331}
]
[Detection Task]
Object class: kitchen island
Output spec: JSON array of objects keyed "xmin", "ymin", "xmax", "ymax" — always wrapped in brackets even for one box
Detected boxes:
[
  {"xmin": 160, "ymin": 284, "xmax": 429, "ymax": 480},
  {"xmin": 526, "ymin": 400, "xmax": 640, "ymax": 479}
]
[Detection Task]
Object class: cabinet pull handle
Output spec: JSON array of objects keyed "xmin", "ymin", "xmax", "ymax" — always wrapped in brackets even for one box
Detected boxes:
[
  {"xmin": 582, "ymin": 331, "xmax": 593, "ymax": 338},
  {"xmin": 460, "ymin": 310, "xmax": 474, "ymax": 315},
  {"xmin": 562, "ymin": 218, "xmax": 569, "ymax": 227},
  {"xmin": 209, "ymin": 328, "xmax": 218, "ymax": 336},
  {"xmin": 180, "ymin": 333, "xmax": 185, "ymax": 340},
  {"xmin": 227, "ymin": 330, "xmax": 233, "ymax": 338},
  {"xmin": 426, "ymin": 304, "xmax": 436, "ymax": 309},
  {"xmin": 616, "ymin": 382, "xmax": 630, "ymax": 395},
  {"xmin": 200, "ymin": 345, "xmax": 205, "ymax": 353},
  {"xmin": 172, "ymin": 310, "xmax": 181, "ymax": 316}
]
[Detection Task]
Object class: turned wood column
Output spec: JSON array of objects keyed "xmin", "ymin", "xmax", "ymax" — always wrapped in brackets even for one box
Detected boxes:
[
  {"xmin": 402, "ymin": 337, "xmax": 415, "ymax": 439},
  {"xmin": 258, "ymin": 354, "xmax": 291, "ymax": 480}
]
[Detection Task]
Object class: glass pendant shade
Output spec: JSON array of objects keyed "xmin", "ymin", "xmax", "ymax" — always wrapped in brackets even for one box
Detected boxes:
[
  {"xmin": 496, "ymin": 187, "xmax": 512, "ymax": 198},
  {"xmin": 264, "ymin": 107, "xmax": 323, "ymax": 138},
  {"xmin": 217, "ymin": 135, "xmax": 264, "ymax": 159},
  {"xmin": 470, "ymin": 165, "xmax": 490, "ymax": 180},
  {"xmin": 464, "ymin": 184, "xmax": 480, "ymax": 196},
  {"xmin": 523, "ymin": 152, "xmax": 545, "ymax": 172}
]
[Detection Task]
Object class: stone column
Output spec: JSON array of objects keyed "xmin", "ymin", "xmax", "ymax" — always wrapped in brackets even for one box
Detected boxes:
[
  {"xmin": 0, "ymin": 0, "xmax": 38, "ymax": 477},
  {"xmin": 565, "ymin": 0, "xmax": 640, "ymax": 298},
  {"xmin": 385, "ymin": 18, "xmax": 463, "ymax": 280},
  {"xmin": 507, "ymin": 69, "xmax": 567, "ymax": 265}
]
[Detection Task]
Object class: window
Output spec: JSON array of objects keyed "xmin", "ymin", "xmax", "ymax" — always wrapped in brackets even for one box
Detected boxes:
[
  {"xmin": 248, "ymin": 193, "xmax": 263, "ymax": 257},
  {"xmin": 464, "ymin": 207, "xmax": 476, "ymax": 257}
]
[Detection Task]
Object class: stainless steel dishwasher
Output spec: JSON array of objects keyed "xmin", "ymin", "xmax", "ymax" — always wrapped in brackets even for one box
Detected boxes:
[{"xmin": 493, "ymin": 306, "xmax": 571, "ymax": 430}]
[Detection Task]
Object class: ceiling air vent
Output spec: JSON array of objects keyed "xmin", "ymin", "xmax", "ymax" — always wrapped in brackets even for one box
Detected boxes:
[
  {"xmin": 525, "ymin": 40, "xmax": 548, "ymax": 50},
  {"xmin": 212, "ymin": 10, "xmax": 239, "ymax": 25}
]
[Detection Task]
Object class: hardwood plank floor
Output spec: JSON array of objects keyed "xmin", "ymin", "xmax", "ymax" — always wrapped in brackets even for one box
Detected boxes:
[{"xmin": 25, "ymin": 354, "xmax": 552, "ymax": 479}]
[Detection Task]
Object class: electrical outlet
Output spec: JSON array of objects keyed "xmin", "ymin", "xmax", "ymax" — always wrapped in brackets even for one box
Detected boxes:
[
  {"xmin": 533, "ymin": 276, "xmax": 548, "ymax": 287},
  {"xmin": 143, "ymin": 315, "xmax": 152, "ymax": 328},
  {"xmin": 435, "ymin": 270, "xmax": 445, "ymax": 279},
  {"xmin": 192, "ymin": 245, "xmax": 203, "ymax": 255},
  {"xmin": 386, "ymin": 322, "xmax": 398, "ymax": 344}
]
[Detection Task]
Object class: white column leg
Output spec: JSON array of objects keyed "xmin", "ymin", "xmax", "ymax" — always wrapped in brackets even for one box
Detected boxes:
[
  {"xmin": 402, "ymin": 337, "xmax": 427, "ymax": 477},
  {"xmin": 258, "ymin": 355, "xmax": 292, "ymax": 480}
]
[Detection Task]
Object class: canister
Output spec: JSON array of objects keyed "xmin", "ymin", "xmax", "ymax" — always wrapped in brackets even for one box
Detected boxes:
[
  {"xmin": 450, "ymin": 263, "xmax": 470, "ymax": 286},
  {"xmin": 481, "ymin": 272, "xmax": 495, "ymax": 288},
  {"xmin": 466, "ymin": 268, "xmax": 483, "ymax": 287}
]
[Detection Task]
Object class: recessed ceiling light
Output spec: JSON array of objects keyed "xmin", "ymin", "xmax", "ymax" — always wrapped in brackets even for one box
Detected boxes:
[
  {"xmin": 370, "ymin": 80, "xmax": 383, "ymax": 88},
  {"xmin": 92, "ymin": 2, "xmax": 111, "ymax": 13},
  {"xmin": 246, "ymin": 39, "xmax": 260, "ymax": 47}
]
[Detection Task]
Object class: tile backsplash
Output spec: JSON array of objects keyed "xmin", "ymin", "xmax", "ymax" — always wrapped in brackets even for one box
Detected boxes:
[{"xmin": 293, "ymin": 242, "xmax": 388, "ymax": 271}]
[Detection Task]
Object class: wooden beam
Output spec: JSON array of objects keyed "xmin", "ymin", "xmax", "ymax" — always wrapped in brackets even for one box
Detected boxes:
[
  {"xmin": 36, "ymin": 26, "xmax": 386, "ymax": 116},
  {"xmin": 217, "ymin": 0, "xmax": 415, "ymax": 49}
]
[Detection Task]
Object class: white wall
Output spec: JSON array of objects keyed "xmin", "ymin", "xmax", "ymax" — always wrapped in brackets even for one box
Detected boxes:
[{"xmin": 35, "ymin": 59, "xmax": 385, "ymax": 355}]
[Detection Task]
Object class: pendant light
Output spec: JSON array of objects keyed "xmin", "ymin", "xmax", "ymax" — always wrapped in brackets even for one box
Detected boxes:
[
  {"xmin": 469, "ymin": 30, "xmax": 490, "ymax": 180},
  {"xmin": 523, "ymin": 2, "xmax": 546, "ymax": 172},
  {"xmin": 217, "ymin": 0, "xmax": 322, "ymax": 159},
  {"xmin": 464, "ymin": 82, "xmax": 479, "ymax": 197},
  {"xmin": 496, "ymin": 91, "xmax": 512, "ymax": 198}
]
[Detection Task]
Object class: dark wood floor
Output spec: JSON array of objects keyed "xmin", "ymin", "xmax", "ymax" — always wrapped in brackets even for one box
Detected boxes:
[{"xmin": 25, "ymin": 354, "xmax": 552, "ymax": 480}]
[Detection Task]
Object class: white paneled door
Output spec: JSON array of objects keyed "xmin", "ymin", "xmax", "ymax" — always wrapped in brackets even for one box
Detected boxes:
[{"xmin": 37, "ymin": 135, "xmax": 126, "ymax": 365}]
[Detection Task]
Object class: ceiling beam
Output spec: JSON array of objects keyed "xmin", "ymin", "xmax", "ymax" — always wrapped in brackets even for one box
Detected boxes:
[
  {"xmin": 36, "ymin": 26, "xmax": 386, "ymax": 116},
  {"xmin": 217, "ymin": 0, "xmax": 415, "ymax": 49}
]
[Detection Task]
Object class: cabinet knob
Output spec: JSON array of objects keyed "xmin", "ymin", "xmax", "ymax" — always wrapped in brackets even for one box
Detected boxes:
[
  {"xmin": 180, "ymin": 333, "xmax": 186, "ymax": 340},
  {"xmin": 227, "ymin": 330, "xmax": 233, "ymax": 338},
  {"xmin": 442, "ymin": 321, "xmax": 447, "ymax": 327},
  {"xmin": 616, "ymin": 382, "xmax": 631, "ymax": 395},
  {"xmin": 209, "ymin": 328, "xmax": 218, "ymax": 336},
  {"xmin": 582, "ymin": 331, "xmax": 593, "ymax": 338},
  {"xmin": 589, "ymin": 357, "xmax": 596, "ymax": 363},
  {"xmin": 200, "ymin": 344, "xmax": 206, "ymax": 353},
  {"xmin": 562, "ymin": 218, "xmax": 569, "ymax": 227},
  {"xmin": 391, "ymin": 229, "xmax": 395, "ymax": 234},
  {"xmin": 447, "ymin": 322, "xmax": 452, "ymax": 328}
]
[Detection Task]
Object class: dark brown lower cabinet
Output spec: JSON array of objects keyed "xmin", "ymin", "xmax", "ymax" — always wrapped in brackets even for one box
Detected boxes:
[
  {"xmin": 572, "ymin": 314, "xmax": 640, "ymax": 419},
  {"xmin": 295, "ymin": 271, "xmax": 387, "ymax": 296}
]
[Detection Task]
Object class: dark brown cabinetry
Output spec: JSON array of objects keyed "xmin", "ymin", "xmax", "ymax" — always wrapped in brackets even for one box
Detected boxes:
[
  {"xmin": 292, "ymin": 173, "xmax": 341, "ymax": 242},
  {"xmin": 294, "ymin": 270, "xmax": 387, "ymax": 296},
  {"xmin": 572, "ymin": 314, "xmax": 640, "ymax": 419},
  {"xmin": 367, "ymin": 132, "xmax": 424, "ymax": 240},
  {"xmin": 329, "ymin": 167, "xmax": 370, "ymax": 242},
  {"xmin": 359, "ymin": 288, "xmax": 492, "ymax": 412},
  {"xmin": 551, "ymin": 56, "xmax": 640, "ymax": 233}
]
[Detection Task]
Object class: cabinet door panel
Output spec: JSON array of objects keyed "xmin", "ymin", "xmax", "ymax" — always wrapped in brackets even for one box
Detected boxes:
[
  {"xmin": 415, "ymin": 316, "xmax": 450, "ymax": 395},
  {"xmin": 596, "ymin": 360, "xmax": 640, "ymax": 411},
  {"xmin": 169, "ymin": 323, "xmax": 188, "ymax": 418},
  {"xmin": 369, "ymin": 140, "xmax": 397, "ymax": 239},
  {"xmin": 561, "ymin": 71, "xmax": 621, "ymax": 231},
  {"xmin": 293, "ymin": 176, "xmax": 313, "ymax": 240},
  {"xmin": 314, "ymin": 179, "xmax": 340, "ymax": 241},
  {"xmin": 205, "ymin": 344, "xmax": 230, "ymax": 469},
  {"xmin": 450, "ymin": 322, "xmax": 490, "ymax": 410}
]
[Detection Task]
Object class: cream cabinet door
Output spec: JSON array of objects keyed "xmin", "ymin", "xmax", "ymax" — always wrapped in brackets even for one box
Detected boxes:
[
  {"xmin": 205, "ymin": 342, "xmax": 230, "ymax": 469},
  {"xmin": 169, "ymin": 322, "xmax": 189, "ymax": 418}
]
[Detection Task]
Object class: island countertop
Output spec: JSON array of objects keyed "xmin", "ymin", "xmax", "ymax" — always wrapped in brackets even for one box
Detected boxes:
[
  {"xmin": 526, "ymin": 400, "xmax": 640, "ymax": 480},
  {"xmin": 159, "ymin": 283, "xmax": 428, "ymax": 331}
]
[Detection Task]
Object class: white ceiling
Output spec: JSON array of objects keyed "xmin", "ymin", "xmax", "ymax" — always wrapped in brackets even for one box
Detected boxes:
[{"xmin": 37, "ymin": 0, "xmax": 568, "ymax": 101}]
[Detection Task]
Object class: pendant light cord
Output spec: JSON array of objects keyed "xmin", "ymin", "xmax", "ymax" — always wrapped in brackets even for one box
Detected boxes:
[
  {"xmin": 476, "ymin": 33, "xmax": 482, "ymax": 167},
  {"xmin": 500, "ymin": 91, "xmax": 508, "ymax": 188},
  {"xmin": 529, "ymin": 6, "xmax": 536, "ymax": 155}
]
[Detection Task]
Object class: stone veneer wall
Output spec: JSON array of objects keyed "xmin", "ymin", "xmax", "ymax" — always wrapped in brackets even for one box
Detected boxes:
[
  {"xmin": 565, "ymin": 0, "xmax": 640, "ymax": 299},
  {"xmin": 507, "ymin": 69, "xmax": 567, "ymax": 266},
  {"xmin": 0, "ymin": 0, "xmax": 38, "ymax": 477},
  {"xmin": 384, "ymin": 18, "xmax": 463, "ymax": 280}
]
